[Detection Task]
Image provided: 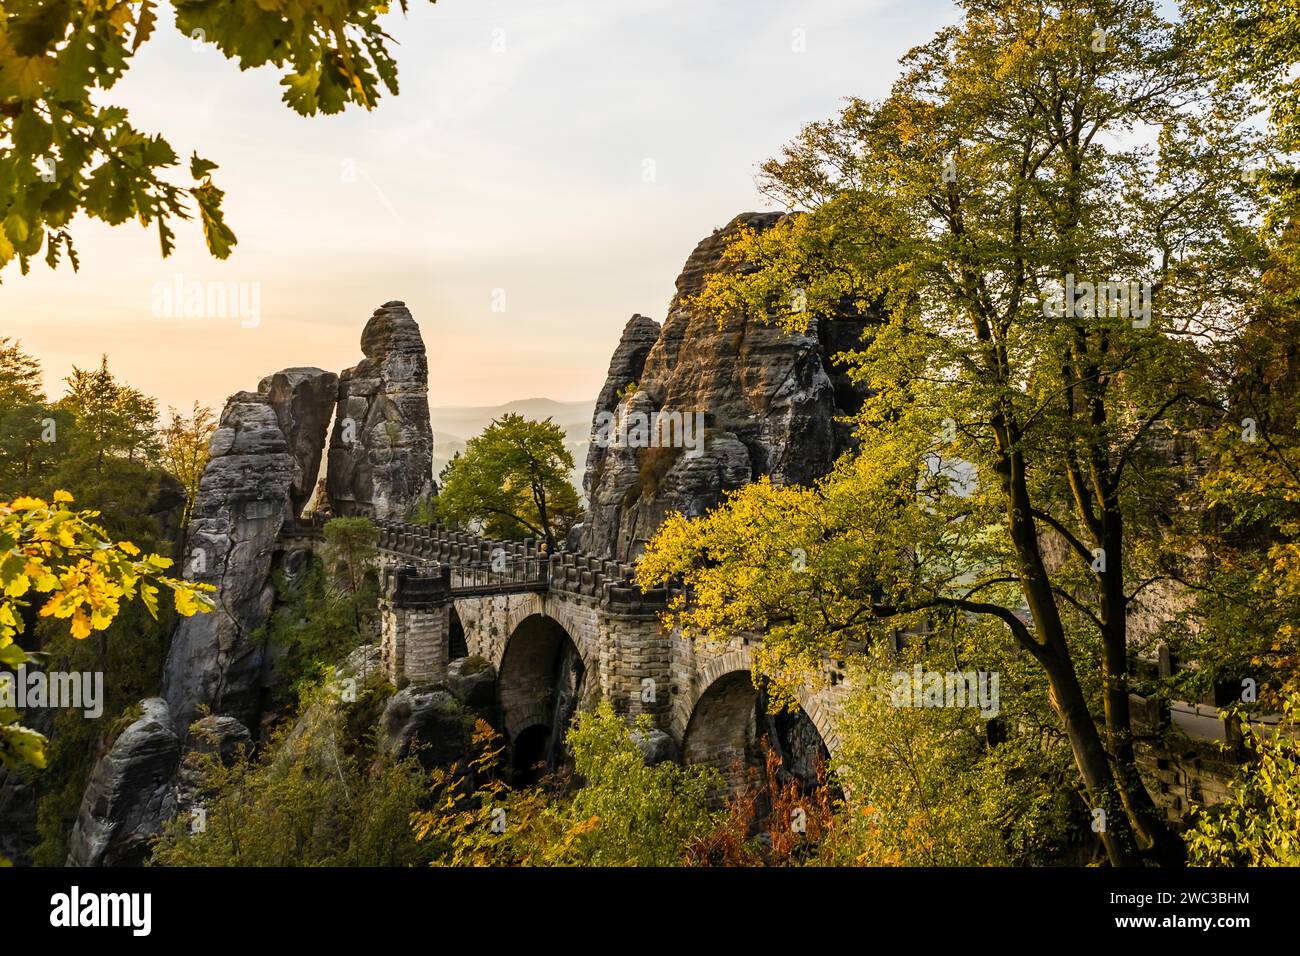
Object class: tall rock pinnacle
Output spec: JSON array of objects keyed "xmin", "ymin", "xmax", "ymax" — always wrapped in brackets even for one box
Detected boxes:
[
  {"xmin": 326, "ymin": 301, "xmax": 435, "ymax": 520},
  {"xmin": 161, "ymin": 368, "xmax": 337, "ymax": 734}
]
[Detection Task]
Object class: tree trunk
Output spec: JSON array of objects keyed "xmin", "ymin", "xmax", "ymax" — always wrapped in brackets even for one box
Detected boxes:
[
  {"xmin": 1098, "ymin": 507, "xmax": 1185, "ymax": 865},
  {"xmin": 999, "ymin": 417, "xmax": 1147, "ymax": 866}
]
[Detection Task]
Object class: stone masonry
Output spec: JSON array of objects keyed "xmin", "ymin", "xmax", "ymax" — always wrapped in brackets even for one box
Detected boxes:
[{"xmin": 283, "ymin": 519, "xmax": 849, "ymax": 765}]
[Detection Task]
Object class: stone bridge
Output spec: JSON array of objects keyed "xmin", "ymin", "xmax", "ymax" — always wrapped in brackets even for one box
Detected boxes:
[{"xmin": 284, "ymin": 519, "xmax": 848, "ymax": 781}]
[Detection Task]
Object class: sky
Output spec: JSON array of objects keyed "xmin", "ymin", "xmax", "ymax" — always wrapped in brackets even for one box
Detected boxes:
[{"xmin": 0, "ymin": 0, "xmax": 958, "ymax": 413}]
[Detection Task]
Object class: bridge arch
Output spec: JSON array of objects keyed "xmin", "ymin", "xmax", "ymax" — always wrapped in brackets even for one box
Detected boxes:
[
  {"xmin": 447, "ymin": 605, "xmax": 467, "ymax": 661},
  {"xmin": 497, "ymin": 611, "xmax": 592, "ymax": 782},
  {"xmin": 679, "ymin": 651, "xmax": 837, "ymax": 792}
]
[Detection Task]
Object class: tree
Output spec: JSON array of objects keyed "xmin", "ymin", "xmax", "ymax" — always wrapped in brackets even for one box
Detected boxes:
[
  {"xmin": 0, "ymin": 489, "xmax": 214, "ymax": 864},
  {"xmin": 1165, "ymin": 228, "xmax": 1300, "ymax": 710},
  {"xmin": 159, "ymin": 402, "xmax": 215, "ymax": 529},
  {"xmin": 0, "ymin": 336, "xmax": 40, "ymax": 408},
  {"xmin": 640, "ymin": 0, "xmax": 1262, "ymax": 866},
  {"xmin": 0, "ymin": 338, "xmax": 63, "ymax": 496},
  {"xmin": 818, "ymin": 643, "xmax": 1077, "ymax": 866},
  {"xmin": 56, "ymin": 356, "xmax": 159, "ymax": 475},
  {"xmin": 1168, "ymin": 3, "xmax": 1300, "ymax": 712},
  {"xmin": 321, "ymin": 515, "xmax": 379, "ymax": 637},
  {"xmin": 557, "ymin": 701, "xmax": 720, "ymax": 866},
  {"xmin": 1185, "ymin": 0, "xmax": 1300, "ymax": 154},
  {"xmin": 0, "ymin": 0, "xmax": 437, "ymax": 278},
  {"xmin": 323, "ymin": 516, "xmax": 378, "ymax": 598},
  {"xmin": 437, "ymin": 414, "xmax": 582, "ymax": 552}
]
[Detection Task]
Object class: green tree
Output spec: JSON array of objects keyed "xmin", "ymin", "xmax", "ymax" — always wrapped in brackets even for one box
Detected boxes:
[
  {"xmin": 159, "ymin": 401, "xmax": 215, "ymax": 529},
  {"xmin": 820, "ymin": 642, "xmax": 1077, "ymax": 866},
  {"xmin": 0, "ymin": 338, "xmax": 64, "ymax": 496},
  {"xmin": 437, "ymin": 414, "xmax": 582, "ymax": 552},
  {"xmin": 641, "ymin": 0, "xmax": 1261, "ymax": 866},
  {"xmin": 320, "ymin": 515, "xmax": 379, "ymax": 643},
  {"xmin": 1186, "ymin": 0, "xmax": 1300, "ymax": 154},
  {"xmin": 323, "ymin": 516, "xmax": 378, "ymax": 597},
  {"xmin": 1167, "ymin": 229, "xmax": 1300, "ymax": 710},
  {"xmin": 0, "ymin": 0, "xmax": 437, "ymax": 278},
  {"xmin": 55, "ymin": 355, "xmax": 159, "ymax": 476},
  {"xmin": 1167, "ymin": 4, "xmax": 1300, "ymax": 712},
  {"xmin": 263, "ymin": 555, "xmax": 377, "ymax": 707},
  {"xmin": 558, "ymin": 701, "xmax": 720, "ymax": 866}
]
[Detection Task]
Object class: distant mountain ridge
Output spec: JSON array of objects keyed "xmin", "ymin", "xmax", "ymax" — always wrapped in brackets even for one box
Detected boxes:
[{"xmin": 429, "ymin": 398, "xmax": 595, "ymax": 491}]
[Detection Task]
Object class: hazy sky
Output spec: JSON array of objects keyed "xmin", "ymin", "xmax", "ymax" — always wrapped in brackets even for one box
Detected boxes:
[{"xmin": 1, "ymin": 0, "xmax": 956, "ymax": 413}]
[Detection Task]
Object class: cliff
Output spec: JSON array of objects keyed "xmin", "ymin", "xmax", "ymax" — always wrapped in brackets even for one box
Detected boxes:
[{"xmin": 578, "ymin": 212, "xmax": 870, "ymax": 561}]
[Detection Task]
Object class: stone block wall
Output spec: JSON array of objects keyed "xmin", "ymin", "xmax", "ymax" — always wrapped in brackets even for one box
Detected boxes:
[
  {"xmin": 597, "ymin": 611, "xmax": 672, "ymax": 726},
  {"xmin": 369, "ymin": 520, "xmax": 849, "ymax": 763},
  {"xmin": 380, "ymin": 604, "xmax": 450, "ymax": 684}
]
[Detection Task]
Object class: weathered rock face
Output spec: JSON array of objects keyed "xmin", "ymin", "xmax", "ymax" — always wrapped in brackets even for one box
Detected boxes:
[
  {"xmin": 580, "ymin": 213, "xmax": 870, "ymax": 561},
  {"xmin": 162, "ymin": 367, "xmax": 336, "ymax": 734},
  {"xmin": 65, "ymin": 305, "xmax": 429, "ymax": 867},
  {"xmin": 582, "ymin": 314, "xmax": 662, "ymax": 515},
  {"xmin": 259, "ymin": 367, "xmax": 340, "ymax": 515},
  {"xmin": 326, "ymin": 301, "xmax": 434, "ymax": 520},
  {"xmin": 631, "ymin": 728, "xmax": 678, "ymax": 766},
  {"xmin": 446, "ymin": 656, "xmax": 497, "ymax": 712},
  {"xmin": 380, "ymin": 684, "xmax": 470, "ymax": 769},
  {"xmin": 66, "ymin": 699, "xmax": 180, "ymax": 867}
]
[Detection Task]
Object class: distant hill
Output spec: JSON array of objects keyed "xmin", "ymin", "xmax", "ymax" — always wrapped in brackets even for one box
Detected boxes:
[{"xmin": 429, "ymin": 398, "xmax": 596, "ymax": 491}]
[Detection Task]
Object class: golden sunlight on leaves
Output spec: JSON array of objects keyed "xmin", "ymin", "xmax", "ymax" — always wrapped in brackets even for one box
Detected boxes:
[{"xmin": 1, "ymin": 491, "xmax": 215, "ymax": 778}]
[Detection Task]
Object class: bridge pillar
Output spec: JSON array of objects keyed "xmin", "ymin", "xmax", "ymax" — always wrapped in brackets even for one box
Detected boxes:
[
  {"xmin": 379, "ymin": 565, "xmax": 452, "ymax": 683},
  {"xmin": 598, "ymin": 583, "xmax": 673, "ymax": 730}
]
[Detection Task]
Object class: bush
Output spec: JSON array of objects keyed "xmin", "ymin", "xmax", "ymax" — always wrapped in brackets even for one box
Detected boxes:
[
  {"xmin": 152, "ymin": 684, "xmax": 434, "ymax": 867},
  {"xmin": 820, "ymin": 641, "xmax": 1078, "ymax": 866},
  {"xmin": 1187, "ymin": 693, "xmax": 1300, "ymax": 867},
  {"xmin": 412, "ymin": 702, "xmax": 724, "ymax": 866}
]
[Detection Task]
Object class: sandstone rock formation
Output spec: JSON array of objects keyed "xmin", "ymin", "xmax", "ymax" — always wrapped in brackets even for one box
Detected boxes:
[
  {"xmin": 579, "ymin": 212, "xmax": 871, "ymax": 561},
  {"xmin": 380, "ymin": 685, "xmax": 471, "ymax": 769},
  {"xmin": 446, "ymin": 656, "xmax": 497, "ymax": 711},
  {"xmin": 327, "ymin": 301, "xmax": 434, "ymax": 520},
  {"xmin": 65, "ymin": 304, "xmax": 437, "ymax": 867},
  {"xmin": 260, "ymin": 367, "xmax": 340, "ymax": 515},
  {"xmin": 70, "ymin": 367, "xmax": 335, "ymax": 865},
  {"xmin": 631, "ymin": 728, "xmax": 677, "ymax": 766},
  {"xmin": 583, "ymin": 313, "xmax": 662, "ymax": 508},
  {"xmin": 162, "ymin": 368, "xmax": 337, "ymax": 734},
  {"xmin": 66, "ymin": 699, "xmax": 180, "ymax": 867}
]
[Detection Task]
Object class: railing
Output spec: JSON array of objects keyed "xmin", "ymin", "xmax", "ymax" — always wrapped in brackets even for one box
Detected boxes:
[
  {"xmin": 449, "ymin": 558, "xmax": 548, "ymax": 594},
  {"xmin": 287, "ymin": 517, "xmax": 669, "ymax": 609}
]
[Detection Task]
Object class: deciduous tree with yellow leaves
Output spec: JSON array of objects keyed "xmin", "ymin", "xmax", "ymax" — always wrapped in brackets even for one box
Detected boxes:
[
  {"xmin": 640, "ymin": 0, "xmax": 1267, "ymax": 867},
  {"xmin": 0, "ymin": 491, "xmax": 213, "ymax": 782}
]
